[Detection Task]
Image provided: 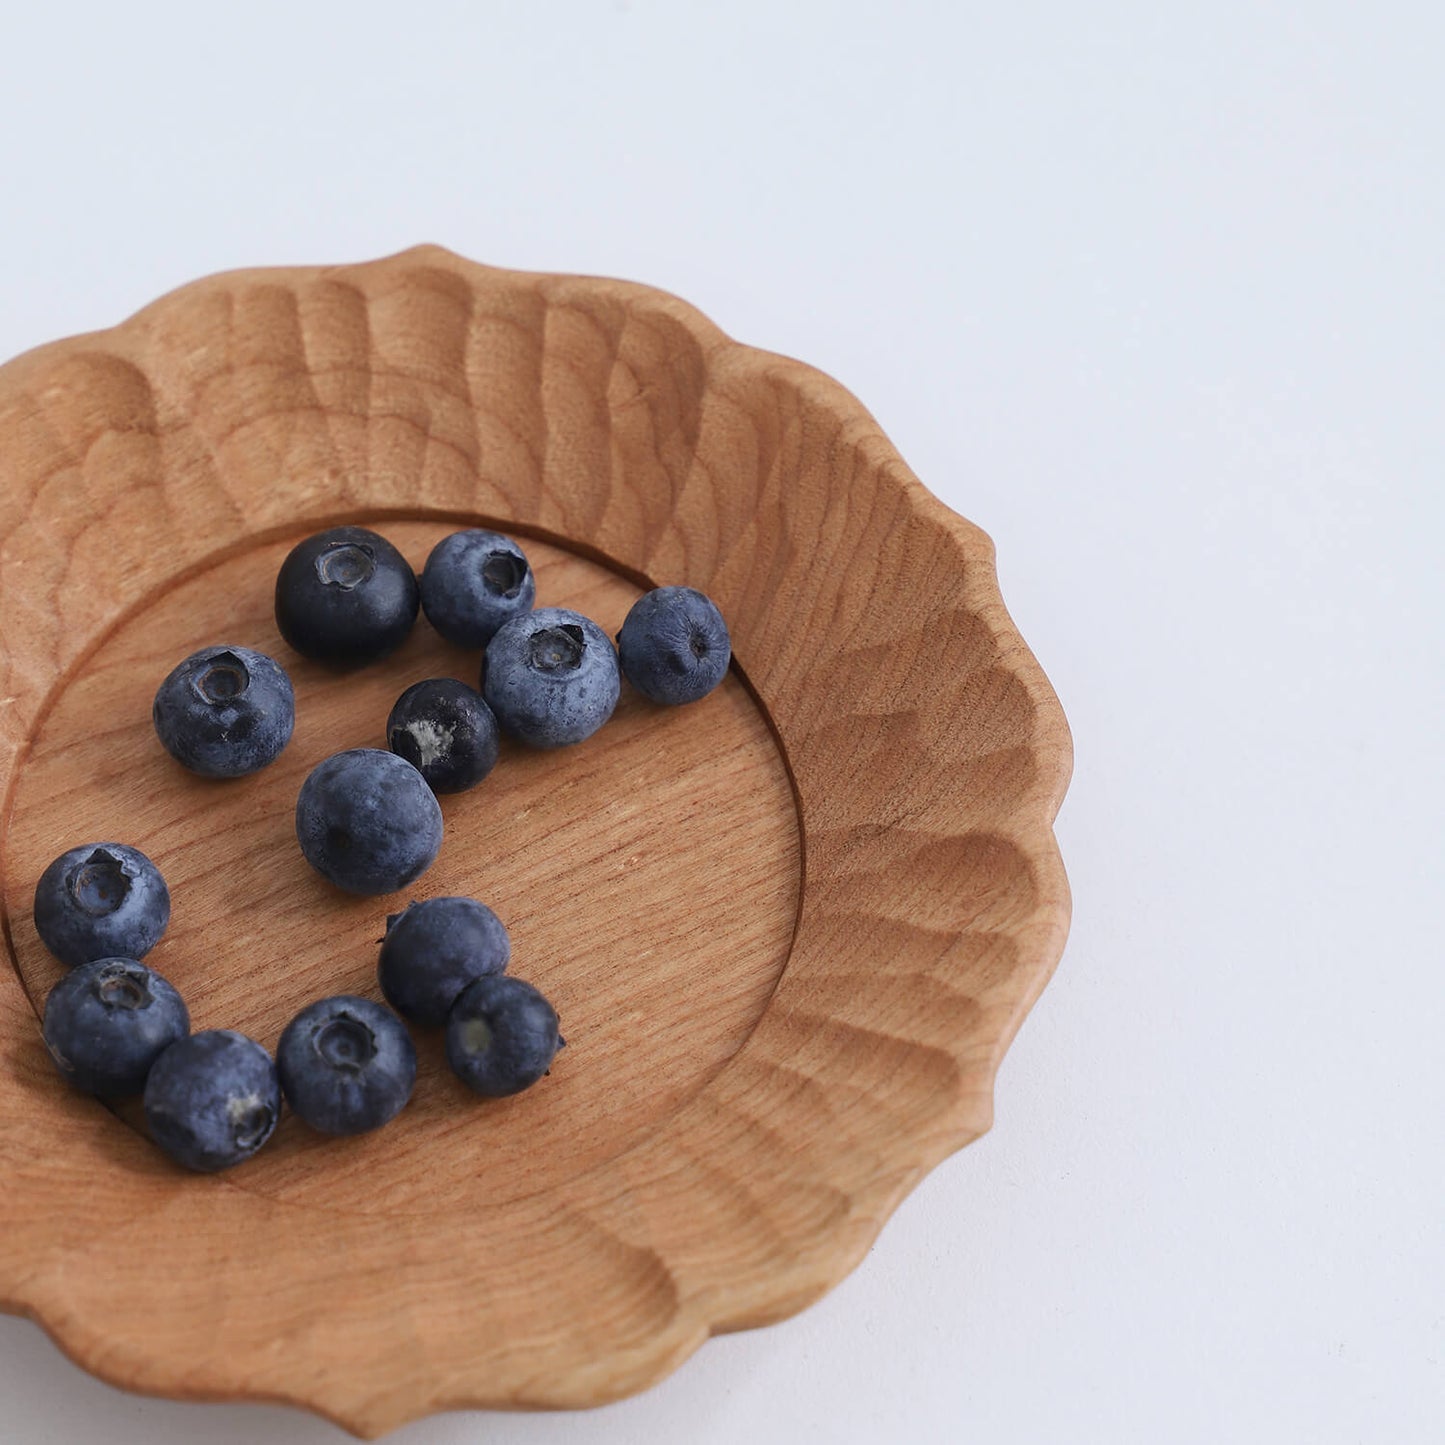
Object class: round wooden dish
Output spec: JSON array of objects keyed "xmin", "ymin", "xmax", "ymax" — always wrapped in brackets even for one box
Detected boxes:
[{"xmin": 0, "ymin": 248, "xmax": 1071, "ymax": 1436}]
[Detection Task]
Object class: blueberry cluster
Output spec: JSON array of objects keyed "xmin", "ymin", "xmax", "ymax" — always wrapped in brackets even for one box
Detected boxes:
[{"xmin": 33, "ymin": 523, "xmax": 730, "ymax": 1172}]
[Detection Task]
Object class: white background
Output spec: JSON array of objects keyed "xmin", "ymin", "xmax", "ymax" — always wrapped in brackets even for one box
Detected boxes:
[{"xmin": 1, "ymin": 3, "xmax": 1441, "ymax": 1441}]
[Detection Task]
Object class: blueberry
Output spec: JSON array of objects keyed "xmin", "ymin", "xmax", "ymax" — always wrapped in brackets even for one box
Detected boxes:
[
  {"xmin": 445, "ymin": 975, "xmax": 563, "ymax": 1097},
  {"xmin": 386, "ymin": 678, "xmax": 499, "ymax": 794},
  {"xmin": 152, "ymin": 643, "xmax": 295, "ymax": 778},
  {"xmin": 143, "ymin": 1030, "xmax": 280, "ymax": 1172},
  {"xmin": 421, "ymin": 529, "xmax": 536, "ymax": 648},
  {"xmin": 42, "ymin": 958, "xmax": 189, "ymax": 1097},
  {"xmin": 295, "ymin": 749, "xmax": 443, "ymax": 895},
  {"xmin": 482, "ymin": 607, "xmax": 619, "ymax": 748},
  {"xmin": 276, "ymin": 995, "xmax": 416, "ymax": 1136},
  {"xmin": 379, "ymin": 896, "xmax": 510, "ymax": 1027},
  {"xmin": 33, "ymin": 843, "xmax": 171, "ymax": 968},
  {"xmin": 274, "ymin": 525, "xmax": 419, "ymax": 668},
  {"xmin": 617, "ymin": 587, "xmax": 731, "ymax": 705}
]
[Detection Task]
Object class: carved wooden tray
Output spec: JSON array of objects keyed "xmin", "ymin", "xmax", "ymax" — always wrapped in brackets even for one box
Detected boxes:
[{"xmin": 0, "ymin": 248, "xmax": 1071, "ymax": 1437}]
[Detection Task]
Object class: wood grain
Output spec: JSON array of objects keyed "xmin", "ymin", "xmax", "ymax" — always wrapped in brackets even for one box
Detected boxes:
[{"xmin": 0, "ymin": 247, "xmax": 1072, "ymax": 1436}]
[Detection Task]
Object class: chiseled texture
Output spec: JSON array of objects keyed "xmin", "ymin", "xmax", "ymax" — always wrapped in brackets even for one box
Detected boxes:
[
  {"xmin": 378, "ymin": 895, "xmax": 510, "ymax": 1027},
  {"xmin": 618, "ymin": 586, "xmax": 731, "ymax": 705},
  {"xmin": 31, "ymin": 843, "xmax": 171, "ymax": 968},
  {"xmin": 277, "ymin": 995, "xmax": 417, "ymax": 1136},
  {"xmin": 446, "ymin": 974, "xmax": 562, "ymax": 1098},
  {"xmin": 386, "ymin": 677, "xmax": 499, "ymax": 794},
  {"xmin": 143, "ymin": 1030, "xmax": 281, "ymax": 1173},
  {"xmin": 152, "ymin": 643, "xmax": 295, "ymax": 778},
  {"xmin": 420, "ymin": 528, "xmax": 536, "ymax": 648},
  {"xmin": 295, "ymin": 748, "xmax": 444, "ymax": 895},
  {"xmin": 483, "ymin": 606, "xmax": 621, "ymax": 747},
  {"xmin": 0, "ymin": 249, "xmax": 1071, "ymax": 1436},
  {"xmin": 41, "ymin": 958, "xmax": 190, "ymax": 1097}
]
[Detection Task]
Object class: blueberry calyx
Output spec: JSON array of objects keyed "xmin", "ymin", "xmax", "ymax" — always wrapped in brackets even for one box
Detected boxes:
[
  {"xmin": 68, "ymin": 848, "xmax": 130, "ymax": 917},
  {"xmin": 529, "ymin": 624, "xmax": 585, "ymax": 673},
  {"xmin": 314, "ymin": 1013, "xmax": 378, "ymax": 1073},
  {"xmin": 316, "ymin": 542, "xmax": 376, "ymax": 590},
  {"xmin": 96, "ymin": 962, "xmax": 150, "ymax": 1011},
  {"xmin": 192, "ymin": 651, "xmax": 251, "ymax": 703},
  {"xmin": 481, "ymin": 550, "xmax": 527, "ymax": 597}
]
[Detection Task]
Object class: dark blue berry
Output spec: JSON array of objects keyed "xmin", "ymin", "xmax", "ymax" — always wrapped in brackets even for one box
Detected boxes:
[
  {"xmin": 276, "ymin": 995, "xmax": 416, "ymax": 1136},
  {"xmin": 295, "ymin": 749, "xmax": 444, "ymax": 895},
  {"xmin": 420, "ymin": 529, "xmax": 535, "ymax": 648},
  {"xmin": 379, "ymin": 896, "xmax": 510, "ymax": 1027},
  {"xmin": 42, "ymin": 958, "xmax": 189, "ymax": 1096},
  {"xmin": 386, "ymin": 678, "xmax": 499, "ymax": 794},
  {"xmin": 482, "ymin": 607, "xmax": 619, "ymax": 748},
  {"xmin": 274, "ymin": 525, "xmax": 419, "ymax": 668},
  {"xmin": 143, "ymin": 1030, "xmax": 280, "ymax": 1172},
  {"xmin": 152, "ymin": 643, "xmax": 295, "ymax": 777},
  {"xmin": 617, "ymin": 587, "xmax": 731, "ymax": 705},
  {"xmin": 33, "ymin": 843, "xmax": 171, "ymax": 968},
  {"xmin": 446, "ymin": 975, "xmax": 563, "ymax": 1097}
]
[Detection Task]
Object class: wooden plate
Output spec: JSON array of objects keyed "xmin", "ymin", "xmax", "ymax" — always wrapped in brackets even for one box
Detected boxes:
[{"xmin": 0, "ymin": 248, "xmax": 1071, "ymax": 1436}]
